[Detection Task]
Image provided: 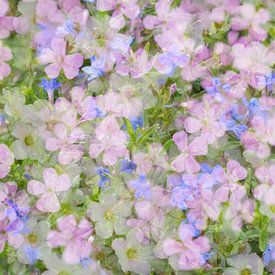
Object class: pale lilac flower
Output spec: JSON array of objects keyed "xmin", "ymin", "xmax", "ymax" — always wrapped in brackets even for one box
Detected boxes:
[
  {"xmin": 27, "ymin": 168, "xmax": 71, "ymax": 213},
  {"xmin": 0, "ymin": 144, "xmax": 14, "ymax": 178},
  {"xmin": 38, "ymin": 38, "xmax": 83, "ymax": 79},
  {"xmin": 0, "ymin": 0, "xmax": 14, "ymax": 39},
  {"xmin": 47, "ymin": 214, "xmax": 93, "ymax": 264},
  {"xmin": 162, "ymin": 223, "xmax": 210, "ymax": 270},
  {"xmin": 89, "ymin": 115, "xmax": 128, "ymax": 165},
  {"xmin": 0, "ymin": 45, "xmax": 12, "ymax": 80},
  {"xmin": 45, "ymin": 123, "xmax": 84, "ymax": 165},
  {"xmin": 171, "ymin": 131, "xmax": 208, "ymax": 173}
]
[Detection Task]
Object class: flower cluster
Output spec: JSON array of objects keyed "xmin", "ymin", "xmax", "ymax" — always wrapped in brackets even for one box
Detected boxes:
[{"xmin": 0, "ymin": 0, "xmax": 274, "ymax": 274}]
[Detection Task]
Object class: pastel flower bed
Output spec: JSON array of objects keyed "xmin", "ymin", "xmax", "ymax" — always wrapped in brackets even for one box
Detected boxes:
[{"xmin": 0, "ymin": 0, "xmax": 274, "ymax": 274}]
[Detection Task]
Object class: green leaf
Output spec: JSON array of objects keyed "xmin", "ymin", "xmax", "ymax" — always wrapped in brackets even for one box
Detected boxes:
[{"xmin": 259, "ymin": 229, "xmax": 268, "ymax": 252}]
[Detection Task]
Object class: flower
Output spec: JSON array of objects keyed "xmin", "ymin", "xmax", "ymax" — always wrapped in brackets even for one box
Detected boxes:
[
  {"xmin": 47, "ymin": 214, "xmax": 93, "ymax": 264},
  {"xmin": 16, "ymin": 219, "xmax": 50, "ymax": 265},
  {"xmin": 89, "ymin": 115, "xmax": 128, "ymax": 165},
  {"xmin": 38, "ymin": 38, "xmax": 83, "ymax": 79},
  {"xmin": 120, "ymin": 159, "xmax": 137, "ymax": 174},
  {"xmin": 128, "ymin": 175, "xmax": 151, "ymax": 199},
  {"xmin": 112, "ymin": 231, "xmax": 152, "ymax": 274},
  {"xmin": 162, "ymin": 223, "xmax": 211, "ymax": 270},
  {"xmin": 171, "ymin": 131, "xmax": 208, "ymax": 173},
  {"xmin": 95, "ymin": 166, "xmax": 110, "ymax": 188},
  {"xmin": 0, "ymin": 45, "xmax": 12, "ymax": 80},
  {"xmin": 39, "ymin": 78, "xmax": 61, "ymax": 103},
  {"xmin": 0, "ymin": 144, "xmax": 14, "ymax": 178},
  {"xmin": 27, "ymin": 168, "xmax": 71, "ymax": 213},
  {"xmin": 82, "ymin": 55, "xmax": 105, "ymax": 81},
  {"xmin": 88, "ymin": 192, "xmax": 132, "ymax": 239},
  {"xmin": 0, "ymin": 0, "xmax": 14, "ymax": 39},
  {"xmin": 224, "ymin": 253, "xmax": 264, "ymax": 275},
  {"xmin": 45, "ymin": 123, "xmax": 84, "ymax": 165}
]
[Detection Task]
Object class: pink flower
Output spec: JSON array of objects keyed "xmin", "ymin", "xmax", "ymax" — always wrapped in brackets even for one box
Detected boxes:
[
  {"xmin": 163, "ymin": 223, "xmax": 210, "ymax": 270},
  {"xmin": 27, "ymin": 168, "xmax": 71, "ymax": 213},
  {"xmin": 45, "ymin": 123, "xmax": 84, "ymax": 165},
  {"xmin": 70, "ymin": 86, "xmax": 98, "ymax": 121},
  {"xmin": 171, "ymin": 131, "xmax": 208, "ymax": 173},
  {"xmin": 0, "ymin": 0, "xmax": 14, "ymax": 39},
  {"xmin": 47, "ymin": 214, "xmax": 93, "ymax": 264},
  {"xmin": 116, "ymin": 48, "xmax": 154, "ymax": 78},
  {"xmin": 0, "ymin": 46, "xmax": 12, "ymax": 81},
  {"xmin": 97, "ymin": 0, "xmax": 140, "ymax": 29},
  {"xmin": 254, "ymin": 164, "xmax": 275, "ymax": 205},
  {"xmin": 231, "ymin": 42, "xmax": 274, "ymax": 75},
  {"xmin": 184, "ymin": 100, "xmax": 226, "ymax": 144},
  {"xmin": 89, "ymin": 116, "xmax": 128, "ymax": 165},
  {"xmin": 36, "ymin": 0, "xmax": 64, "ymax": 25},
  {"xmin": 231, "ymin": 3, "xmax": 270, "ymax": 41},
  {"xmin": 0, "ymin": 144, "xmax": 14, "ymax": 178},
  {"xmin": 38, "ymin": 38, "xmax": 83, "ymax": 79},
  {"xmin": 214, "ymin": 160, "xmax": 247, "ymax": 202}
]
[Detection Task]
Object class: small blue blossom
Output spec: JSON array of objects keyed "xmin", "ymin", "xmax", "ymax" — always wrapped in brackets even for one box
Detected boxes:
[
  {"xmin": 82, "ymin": 55, "xmax": 105, "ymax": 81},
  {"xmin": 205, "ymin": 78, "xmax": 230, "ymax": 101},
  {"xmin": 80, "ymin": 257, "xmax": 93, "ymax": 268},
  {"xmin": 23, "ymin": 173, "xmax": 33, "ymax": 180},
  {"xmin": 130, "ymin": 175, "xmax": 151, "ymax": 199},
  {"xmin": 130, "ymin": 116, "xmax": 143, "ymax": 131},
  {"xmin": 200, "ymin": 163, "xmax": 213, "ymax": 174},
  {"xmin": 170, "ymin": 183, "xmax": 196, "ymax": 210},
  {"xmin": 95, "ymin": 167, "xmax": 110, "ymax": 188},
  {"xmin": 256, "ymin": 72, "xmax": 275, "ymax": 91},
  {"xmin": 39, "ymin": 78, "xmax": 61, "ymax": 91},
  {"xmin": 263, "ymin": 244, "xmax": 275, "ymax": 266},
  {"xmin": 120, "ymin": 159, "xmax": 137, "ymax": 174}
]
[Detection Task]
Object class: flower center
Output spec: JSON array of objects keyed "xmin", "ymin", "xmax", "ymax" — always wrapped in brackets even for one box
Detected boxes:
[
  {"xmin": 104, "ymin": 210, "xmax": 115, "ymax": 221},
  {"xmin": 126, "ymin": 248, "xmax": 138, "ymax": 260},
  {"xmin": 241, "ymin": 268, "xmax": 252, "ymax": 275},
  {"xmin": 270, "ymin": 205, "xmax": 275, "ymax": 213},
  {"xmin": 24, "ymin": 135, "xmax": 34, "ymax": 146},
  {"xmin": 27, "ymin": 233, "xmax": 38, "ymax": 245}
]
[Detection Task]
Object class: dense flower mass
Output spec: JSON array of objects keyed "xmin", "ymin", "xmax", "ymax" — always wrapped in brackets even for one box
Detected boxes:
[{"xmin": 0, "ymin": 0, "xmax": 274, "ymax": 274}]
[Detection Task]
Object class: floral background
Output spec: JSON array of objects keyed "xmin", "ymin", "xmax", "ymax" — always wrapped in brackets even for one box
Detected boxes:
[{"xmin": 0, "ymin": 0, "xmax": 275, "ymax": 274}]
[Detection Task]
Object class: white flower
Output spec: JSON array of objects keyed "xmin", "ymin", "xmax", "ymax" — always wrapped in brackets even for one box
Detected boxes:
[{"xmin": 224, "ymin": 253, "xmax": 264, "ymax": 275}]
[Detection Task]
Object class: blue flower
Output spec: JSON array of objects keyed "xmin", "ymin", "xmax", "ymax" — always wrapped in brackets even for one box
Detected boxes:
[
  {"xmin": 256, "ymin": 72, "xmax": 275, "ymax": 91},
  {"xmin": 95, "ymin": 167, "xmax": 110, "ymax": 188},
  {"xmin": 263, "ymin": 244, "xmax": 275, "ymax": 266},
  {"xmin": 80, "ymin": 257, "xmax": 93, "ymax": 268},
  {"xmin": 39, "ymin": 78, "xmax": 60, "ymax": 91},
  {"xmin": 24, "ymin": 245, "xmax": 39, "ymax": 265},
  {"xmin": 205, "ymin": 77, "xmax": 230, "ymax": 101},
  {"xmin": 200, "ymin": 163, "xmax": 213, "ymax": 174},
  {"xmin": 82, "ymin": 55, "xmax": 105, "ymax": 81},
  {"xmin": 231, "ymin": 124, "xmax": 248, "ymax": 139},
  {"xmin": 130, "ymin": 116, "xmax": 143, "ymax": 131},
  {"xmin": 170, "ymin": 184, "xmax": 195, "ymax": 210},
  {"xmin": 130, "ymin": 175, "xmax": 151, "ymax": 199},
  {"xmin": 120, "ymin": 159, "xmax": 137, "ymax": 174}
]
